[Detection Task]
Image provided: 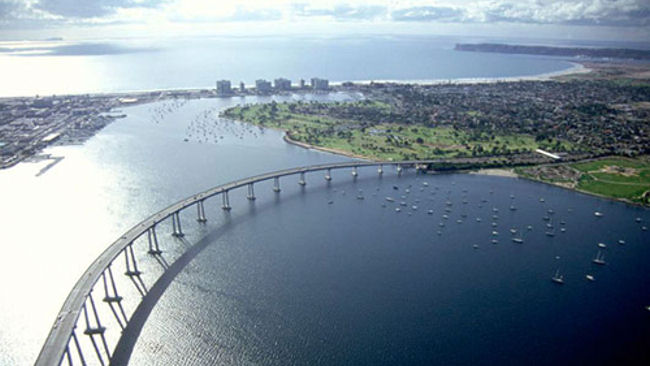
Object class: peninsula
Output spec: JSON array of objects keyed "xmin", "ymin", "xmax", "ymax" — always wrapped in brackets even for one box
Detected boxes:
[{"xmin": 455, "ymin": 43, "xmax": 650, "ymax": 60}]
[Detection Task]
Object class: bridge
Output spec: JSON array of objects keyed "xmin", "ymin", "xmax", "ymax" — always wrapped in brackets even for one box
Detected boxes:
[{"xmin": 36, "ymin": 160, "xmax": 444, "ymax": 366}]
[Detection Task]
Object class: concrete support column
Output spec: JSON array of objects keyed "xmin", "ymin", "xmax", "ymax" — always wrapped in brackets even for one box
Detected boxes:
[
  {"xmin": 247, "ymin": 183, "xmax": 256, "ymax": 200},
  {"xmin": 273, "ymin": 177, "xmax": 281, "ymax": 192},
  {"xmin": 197, "ymin": 200, "xmax": 207, "ymax": 222},
  {"xmin": 171, "ymin": 212, "xmax": 184, "ymax": 237},
  {"xmin": 298, "ymin": 171, "xmax": 306, "ymax": 186},
  {"xmin": 147, "ymin": 226, "xmax": 162, "ymax": 254},
  {"xmin": 325, "ymin": 168, "xmax": 332, "ymax": 181},
  {"xmin": 221, "ymin": 190, "xmax": 231, "ymax": 210}
]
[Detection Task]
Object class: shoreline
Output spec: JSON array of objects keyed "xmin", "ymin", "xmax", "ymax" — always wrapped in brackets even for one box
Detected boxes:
[{"xmin": 0, "ymin": 61, "xmax": 589, "ymax": 100}]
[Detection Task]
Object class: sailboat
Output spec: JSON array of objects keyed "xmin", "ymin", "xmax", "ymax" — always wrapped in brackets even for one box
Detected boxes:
[
  {"xmin": 551, "ymin": 269, "xmax": 564, "ymax": 284},
  {"xmin": 592, "ymin": 251, "xmax": 606, "ymax": 265}
]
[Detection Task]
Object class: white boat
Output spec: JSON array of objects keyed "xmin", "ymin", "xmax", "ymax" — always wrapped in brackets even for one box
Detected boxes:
[
  {"xmin": 510, "ymin": 205, "xmax": 517, "ymax": 211},
  {"xmin": 597, "ymin": 243, "xmax": 607, "ymax": 249},
  {"xmin": 512, "ymin": 237, "xmax": 524, "ymax": 244},
  {"xmin": 586, "ymin": 274, "xmax": 595, "ymax": 282},
  {"xmin": 592, "ymin": 251, "xmax": 606, "ymax": 265},
  {"xmin": 473, "ymin": 244, "xmax": 479, "ymax": 249},
  {"xmin": 492, "ymin": 231, "xmax": 499, "ymax": 236},
  {"xmin": 539, "ymin": 198, "xmax": 545, "ymax": 202},
  {"xmin": 545, "ymin": 230, "xmax": 555, "ymax": 237},
  {"xmin": 427, "ymin": 210, "xmax": 434, "ymax": 215},
  {"xmin": 618, "ymin": 239, "xmax": 626, "ymax": 245},
  {"xmin": 491, "ymin": 239, "xmax": 499, "ymax": 244},
  {"xmin": 527, "ymin": 225, "xmax": 533, "ymax": 231},
  {"xmin": 476, "ymin": 218, "xmax": 482, "ymax": 222},
  {"xmin": 385, "ymin": 197, "xmax": 395, "ymax": 202},
  {"xmin": 635, "ymin": 217, "xmax": 641, "ymax": 223},
  {"xmin": 551, "ymin": 269, "xmax": 564, "ymax": 284},
  {"xmin": 510, "ymin": 228, "xmax": 517, "ymax": 234},
  {"xmin": 594, "ymin": 211, "xmax": 604, "ymax": 217},
  {"xmin": 395, "ymin": 208, "xmax": 401, "ymax": 212},
  {"xmin": 412, "ymin": 205, "xmax": 418, "ymax": 210}
]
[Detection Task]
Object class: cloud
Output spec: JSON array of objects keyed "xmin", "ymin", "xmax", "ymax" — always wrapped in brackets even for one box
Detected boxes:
[
  {"xmin": 0, "ymin": 0, "xmax": 29, "ymax": 20},
  {"xmin": 391, "ymin": 6, "xmax": 464, "ymax": 22},
  {"xmin": 1, "ymin": 0, "xmax": 649, "ymax": 30},
  {"xmin": 224, "ymin": 6, "xmax": 282, "ymax": 22},
  {"xmin": 477, "ymin": 1, "xmax": 650, "ymax": 27},
  {"xmin": 293, "ymin": 3, "xmax": 386, "ymax": 20},
  {"xmin": 33, "ymin": 0, "xmax": 165, "ymax": 18}
]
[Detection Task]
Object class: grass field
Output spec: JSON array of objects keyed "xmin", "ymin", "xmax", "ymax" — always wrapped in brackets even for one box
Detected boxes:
[
  {"xmin": 571, "ymin": 157, "xmax": 650, "ymax": 203},
  {"xmin": 223, "ymin": 102, "xmax": 573, "ymax": 161},
  {"xmin": 518, "ymin": 156, "xmax": 650, "ymax": 204}
]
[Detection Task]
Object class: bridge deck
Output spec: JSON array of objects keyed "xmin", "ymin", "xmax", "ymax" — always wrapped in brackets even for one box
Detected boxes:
[{"xmin": 36, "ymin": 160, "xmax": 445, "ymax": 365}]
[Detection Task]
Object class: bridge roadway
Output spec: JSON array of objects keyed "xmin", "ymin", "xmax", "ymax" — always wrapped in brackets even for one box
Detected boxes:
[{"xmin": 36, "ymin": 160, "xmax": 446, "ymax": 366}]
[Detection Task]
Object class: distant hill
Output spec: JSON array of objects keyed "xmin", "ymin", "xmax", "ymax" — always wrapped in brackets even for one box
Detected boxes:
[{"xmin": 455, "ymin": 43, "xmax": 650, "ymax": 60}]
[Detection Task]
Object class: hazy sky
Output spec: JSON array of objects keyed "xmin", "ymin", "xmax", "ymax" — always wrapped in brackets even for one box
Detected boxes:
[{"xmin": 1, "ymin": 0, "xmax": 649, "ymax": 41}]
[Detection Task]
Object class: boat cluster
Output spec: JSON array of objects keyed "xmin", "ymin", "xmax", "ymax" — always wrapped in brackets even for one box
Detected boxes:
[
  {"xmin": 330, "ymin": 175, "xmax": 646, "ymax": 291},
  {"xmin": 147, "ymin": 98, "xmax": 189, "ymax": 124},
  {"xmin": 184, "ymin": 106, "xmax": 264, "ymax": 144}
]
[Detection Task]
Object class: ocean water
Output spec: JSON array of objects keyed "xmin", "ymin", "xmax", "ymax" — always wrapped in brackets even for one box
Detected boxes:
[{"xmin": 0, "ymin": 35, "xmax": 578, "ymax": 97}]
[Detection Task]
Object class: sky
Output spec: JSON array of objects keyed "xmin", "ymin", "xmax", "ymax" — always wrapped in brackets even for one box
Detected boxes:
[{"xmin": 0, "ymin": 0, "xmax": 649, "ymax": 42}]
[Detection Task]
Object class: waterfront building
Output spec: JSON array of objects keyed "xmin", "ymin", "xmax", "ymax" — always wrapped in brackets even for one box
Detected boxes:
[
  {"xmin": 240, "ymin": 81, "xmax": 245, "ymax": 93},
  {"xmin": 311, "ymin": 77, "xmax": 329, "ymax": 90},
  {"xmin": 255, "ymin": 79, "xmax": 272, "ymax": 94},
  {"xmin": 216, "ymin": 80, "xmax": 232, "ymax": 96},
  {"xmin": 299, "ymin": 79, "xmax": 306, "ymax": 89},
  {"xmin": 274, "ymin": 78, "xmax": 292, "ymax": 91}
]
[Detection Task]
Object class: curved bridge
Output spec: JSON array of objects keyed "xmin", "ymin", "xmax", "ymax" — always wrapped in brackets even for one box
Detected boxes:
[{"xmin": 36, "ymin": 160, "xmax": 442, "ymax": 366}]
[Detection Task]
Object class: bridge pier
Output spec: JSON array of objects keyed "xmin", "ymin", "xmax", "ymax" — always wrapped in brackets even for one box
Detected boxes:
[
  {"xmin": 124, "ymin": 244, "xmax": 147, "ymax": 296},
  {"xmin": 397, "ymin": 164, "xmax": 403, "ymax": 176},
  {"xmin": 82, "ymin": 292, "xmax": 111, "ymax": 364},
  {"xmin": 69, "ymin": 330, "xmax": 86, "ymax": 366},
  {"xmin": 102, "ymin": 266, "xmax": 128, "ymax": 330},
  {"xmin": 221, "ymin": 190, "xmax": 231, "ymax": 210},
  {"xmin": 247, "ymin": 183, "xmax": 256, "ymax": 200},
  {"xmin": 352, "ymin": 166, "xmax": 358, "ymax": 178},
  {"xmin": 325, "ymin": 168, "xmax": 332, "ymax": 181},
  {"xmin": 273, "ymin": 177, "xmax": 281, "ymax": 192},
  {"xmin": 147, "ymin": 226, "xmax": 162, "ymax": 255},
  {"xmin": 298, "ymin": 171, "xmax": 306, "ymax": 186},
  {"xmin": 196, "ymin": 200, "xmax": 207, "ymax": 222},
  {"xmin": 171, "ymin": 212, "xmax": 184, "ymax": 237},
  {"xmin": 378, "ymin": 164, "xmax": 383, "ymax": 175}
]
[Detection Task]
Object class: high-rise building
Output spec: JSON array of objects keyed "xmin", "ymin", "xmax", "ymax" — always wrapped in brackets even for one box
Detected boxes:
[
  {"xmin": 311, "ymin": 78, "xmax": 329, "ymax": 90},
  {"xmin": 240, "ymin": 81, "xmax": 246, "ymax": 93},
  {"xmin": 274, "ymin": 78, "xmax": 292, "ymax": 91},
  {"xmin": 255, "ymin": 79, "xmax": 272, "ymax": 93},
  {"xmin": 299, "ymin": 79, "xmax": 306, "ymax": 89},
  {"xmin": 216, "ymin": 80, "xmax": 231, "ymax": 96}
]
